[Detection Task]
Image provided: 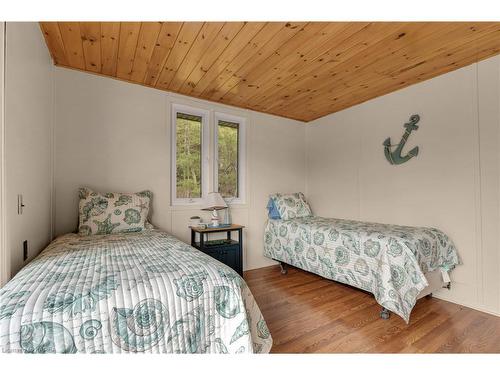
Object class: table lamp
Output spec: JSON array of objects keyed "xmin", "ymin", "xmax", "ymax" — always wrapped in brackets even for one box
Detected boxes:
[{"xmin": 203, "ymin": 192, "xmax": 227, "ymax": 227}]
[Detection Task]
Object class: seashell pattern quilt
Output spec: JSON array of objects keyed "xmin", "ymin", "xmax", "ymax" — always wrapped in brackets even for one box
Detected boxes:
[
  {"xmin": 0, "ymin": 230, "xmax": 272, "ymax": 353},
  {"xmin": 264, "ymin": 216, "xmax": 460, "ymax": 323}
]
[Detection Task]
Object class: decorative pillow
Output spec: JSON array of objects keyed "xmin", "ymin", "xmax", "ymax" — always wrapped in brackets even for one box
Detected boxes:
[
  {"xmin": 270, "ymin": 192, "xmax": 312, "ymax": 220},
  {"xmin": 266, "ymin": 198, "xmax": 282, "ymax": 220},
  {"xmin": 78, "ymin": 188, "xmax": 152, "ymax": 236}
]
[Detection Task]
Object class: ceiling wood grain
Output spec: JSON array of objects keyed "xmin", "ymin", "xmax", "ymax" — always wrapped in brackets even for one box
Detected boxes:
[{"xmin": 39, "ymin": 22, "xmax": 500, "ymax": 122}]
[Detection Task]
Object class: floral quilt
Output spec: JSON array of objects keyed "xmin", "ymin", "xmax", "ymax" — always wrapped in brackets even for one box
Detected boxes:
[
  {"xmin": 264, "ymin": 216, "xmax": 460, "ymax": 322},
  {"xmin": 0, "ymin": 230, "xmax": 271, "ymax": 353}
]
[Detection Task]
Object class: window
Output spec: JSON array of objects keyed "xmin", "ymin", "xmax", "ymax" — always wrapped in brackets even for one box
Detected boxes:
[
  {"xmin": 217, "ymin": 120, "xmax": 239, "ymax": 197},
  {"xmin": 176, "ymin": 112, "xmax": 202, "ymax": 198},
  {"xmin": 214, "ymin": 113, "xmax": 246, "ymax": 204},
  {"xmin": 171, "ymin": 104, "xmax": 245, "ymax": 206},
  {"xmin": 171, "ymin": 104, "xmax": 209, "ymax": 205}
]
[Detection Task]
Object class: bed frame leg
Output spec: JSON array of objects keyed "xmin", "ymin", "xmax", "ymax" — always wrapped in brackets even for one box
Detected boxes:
[
  {"xmin": 380, "ymin": 307, "xmax": 390, "ymax": 320},
  {"xmin": 279, "ymin": 262, "xmax": 288, "ymax": 275}
]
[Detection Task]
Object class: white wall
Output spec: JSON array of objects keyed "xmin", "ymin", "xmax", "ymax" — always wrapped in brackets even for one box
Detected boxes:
[
  {"xmin": 54, "ymin": 67, "xmax": 306, "ymax": 270},
  {"xmin": 306, "ymin": 55, "xmax": 500, "ymax": 316},
  {"xmin": 0, "ymin": 22, "xmax": 7, "ymax": 286},
  {"xmin": 4, "ymin": 22, "xmax": 54, "ymax": 278}
]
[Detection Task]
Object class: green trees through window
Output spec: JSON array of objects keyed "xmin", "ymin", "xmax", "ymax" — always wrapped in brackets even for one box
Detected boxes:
[
  {"xmin": 174, "ymin": 108, "xmax": 241, "ymax": 202},
  {"xmin": 218, "ymin": 120, "xmax": 239, "ymax": 198},
  {"xmin": 176, "ymin": 113, "xmax": 202, "ymax": 198}
]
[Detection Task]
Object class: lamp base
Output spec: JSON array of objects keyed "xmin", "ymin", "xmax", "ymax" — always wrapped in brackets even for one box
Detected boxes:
[{"xmin": 211, "ymin": 208, "xmax": 220, "ymax": 227}]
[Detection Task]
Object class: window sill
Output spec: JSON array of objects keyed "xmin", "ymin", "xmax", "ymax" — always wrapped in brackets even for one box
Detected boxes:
[{"xmin": 169, "ymin": 202, "xmax": 248, "ymax": 211}]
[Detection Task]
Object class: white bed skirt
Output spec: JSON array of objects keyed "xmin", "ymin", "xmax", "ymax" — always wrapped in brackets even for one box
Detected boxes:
[{"xmin": 417, "ymin": 268, "xmax": 449, "ymax": 299}]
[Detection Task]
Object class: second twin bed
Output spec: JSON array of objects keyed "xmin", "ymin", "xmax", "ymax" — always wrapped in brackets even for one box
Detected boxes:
[{"xmin": 264, "ymin": 193, "xmax": 460, "ymax": 323}]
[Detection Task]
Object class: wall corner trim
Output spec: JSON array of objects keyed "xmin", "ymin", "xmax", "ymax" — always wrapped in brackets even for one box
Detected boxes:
[{"xmin": 0, "ymin": 22, "xmax": 9, "ymax": 287}]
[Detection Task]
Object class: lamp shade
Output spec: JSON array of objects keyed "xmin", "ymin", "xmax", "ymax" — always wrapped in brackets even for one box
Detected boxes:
[{"xmin": 203, "ymin": 192, "xmax": 227, "ymax": 211}]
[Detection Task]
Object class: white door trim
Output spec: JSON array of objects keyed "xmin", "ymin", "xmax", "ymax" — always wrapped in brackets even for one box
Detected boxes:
[{"xmin": 0, "ymin": 22, "xmax": 9, "ymax": 287}]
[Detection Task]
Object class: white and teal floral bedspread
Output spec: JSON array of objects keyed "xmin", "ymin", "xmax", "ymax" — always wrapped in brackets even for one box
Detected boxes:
[
  {"xmin": 264, "ymin": 217, "xmax": 460, "ymax": 323},
  {"xmin": 0, "ymin": 230, "xmax": 272, "ymax": 353}
]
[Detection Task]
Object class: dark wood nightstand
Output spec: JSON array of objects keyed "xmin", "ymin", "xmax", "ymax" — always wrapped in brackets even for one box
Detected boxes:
[{"xmin": 190, "ymin": 224, "xmax": 244, "ymax": 276}]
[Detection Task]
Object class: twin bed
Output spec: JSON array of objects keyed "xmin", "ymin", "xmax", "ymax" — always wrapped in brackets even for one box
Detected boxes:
[
  {"xmin": 264, "ymin": 193, "xmax": 460, "ymax": 323},
  {"xmin": 0, "ymin": 189, "xmax": 272, "ymax": 354},
  {"xmin": 0, "ymin": 230, "xmax": 271, "ymax": 354}
]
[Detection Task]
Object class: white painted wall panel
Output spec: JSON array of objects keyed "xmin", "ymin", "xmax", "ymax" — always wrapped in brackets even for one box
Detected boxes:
[
  {"xmin": 477, "ymin": 56, "xmax": 500, "ymax": 313},
  {"xmin": 0, "ymin": 22, "xmax": 6, "ymax": 286},
  {"xmin": 4, "ymin": 22, "xmax": 54, "ymax": 277}
]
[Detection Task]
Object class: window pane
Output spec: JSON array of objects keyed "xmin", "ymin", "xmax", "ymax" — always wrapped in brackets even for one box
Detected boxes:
[
  {"xmin": 176, "ymin": 112, "xmax": 202, "ymax": 198},
  {"xmin": 218, "ymin": 120, "xmax": 239, "ymax": 198}
]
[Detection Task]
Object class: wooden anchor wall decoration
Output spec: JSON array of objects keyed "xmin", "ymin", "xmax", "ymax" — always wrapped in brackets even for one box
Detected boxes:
[{"xmin": 383, "ymin": 114, "xmax": 420, "ymax": 165}]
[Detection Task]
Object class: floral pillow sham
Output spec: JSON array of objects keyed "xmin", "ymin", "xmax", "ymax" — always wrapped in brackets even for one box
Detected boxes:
[
  {"xmin": 78, "ymin": 187, "xmax": 152, "ymax": 236},
  {"xmin": 269, "ymin": 192, "xmax": 312, "ymax": 220}
]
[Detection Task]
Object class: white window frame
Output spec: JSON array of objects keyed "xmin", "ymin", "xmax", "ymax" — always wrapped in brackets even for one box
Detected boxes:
[
  {"xmin": 171, "ymin": 103, "xmax": 210, "ymax": 206},
  {"xmin": 214, "ymin": 112, "xmax": 246, "ymax": 205}
]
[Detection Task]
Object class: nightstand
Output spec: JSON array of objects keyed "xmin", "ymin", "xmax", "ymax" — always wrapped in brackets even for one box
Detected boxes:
[{"xmin": 190, "ymin": 224, "xmax": 244, "ymax": 276}]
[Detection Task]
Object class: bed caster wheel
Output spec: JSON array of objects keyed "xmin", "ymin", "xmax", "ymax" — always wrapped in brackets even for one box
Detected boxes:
[
  {"xmin": 380, "ymin": 308, "xmax": 390, "ymax": 320},
  {"xmin": 279, "ymin": 262, "xmax": 288, "ymax": 275}
]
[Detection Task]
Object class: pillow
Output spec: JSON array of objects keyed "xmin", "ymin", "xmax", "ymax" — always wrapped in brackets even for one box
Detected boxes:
[
  {"xmin": 270, "ymin": 192, "xmax": 312, "ymax": 220},
  {"xmin": 266, "ymin": 198, "xmax": 281, "ymax": 219},
  {"xmin": 78, "ymin": 187, "xmax": 152, "ymax": 236}
]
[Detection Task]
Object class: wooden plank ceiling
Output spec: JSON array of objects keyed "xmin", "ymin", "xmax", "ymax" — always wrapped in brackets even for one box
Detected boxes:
[{"xmin": 40, "ymin": 22, "xmax": 500, "ymax": 122}]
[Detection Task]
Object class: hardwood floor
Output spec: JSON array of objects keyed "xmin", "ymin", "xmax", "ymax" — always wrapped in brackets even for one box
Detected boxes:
[{"xmin": 244, "ymin": 265, "xmax": 500, "ymax": 353}]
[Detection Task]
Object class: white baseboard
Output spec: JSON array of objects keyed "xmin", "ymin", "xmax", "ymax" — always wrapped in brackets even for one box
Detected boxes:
[{"xmin": 432, "ymin": 293, "xmax": 500, "ymax": 318}]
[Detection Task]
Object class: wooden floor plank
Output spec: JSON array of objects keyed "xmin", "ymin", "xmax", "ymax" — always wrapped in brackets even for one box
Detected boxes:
[{"xmin": 244, "ymin": 265, "xmax": 500, "ymax": 353}]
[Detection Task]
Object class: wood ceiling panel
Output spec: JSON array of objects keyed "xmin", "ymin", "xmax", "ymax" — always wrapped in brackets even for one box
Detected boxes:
[
  {"xmin": 80, "ymin": 22, "xmax": 101, "ymax": 73},
  {"xmin": 251, "ymin": 22, "xmax": 407, "ymax": 111},
  {"xmin": 129, "ymin": 22, "xmax": 162, "ymax": 83},
  {"xmin": 100, "ymin": 22, "xmax": 121, "ymax": 76},
  {"xmin": 116, "ymin": 22, "xmax": 141, "ymax": 80},
  {"xmin": 262, "ymin": 23, "xmax": 492, "ymax": 114},
  {"xmin": 245, "ymin": 22, "xmax": 361, "ymax": 108},
  {"xmin": 204, "ymin": 21, "xmax": 308, "ymax": 102},
  {"xmin": 277, "ymin": 23, "xmax": 500, "ymax": 117},
  {"xmin": 167, "ymin": 22, "xmax": 228, "ymax": 91},
  {"xmin": 302, "ymin": 28, "xmax": 500, "ymax": 118},
  {"xmin": 264, "ymin": 22, "xmax": 450, "ymax": 113},
  {"xmin": 143, "ymin": 22, "xmax": 182, "ymax": 85},
  {"xmin": 40, "ymin": 22, "xmax": 500, "ymax": 122},
  {"xmin": 194, "ymin": 22, "xmax": 284, "ymax": 98},
  {"xmin": 58, "ymin": 22, "xmax": 85, "ymax": 69},
  {"xmin": 177, "ymin": 21, "xmax": 251, "ymax": 95},
  {"xmin": 40, "ymin": 22, "xmax": 68, "ymax": 66},
  {"xmin": 155, "ymin": 22, "xmax": 204, "ymax": 89},
  {"xmin": 220, "ymin": 22, "xmax": 332, "ymax": 107}
]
